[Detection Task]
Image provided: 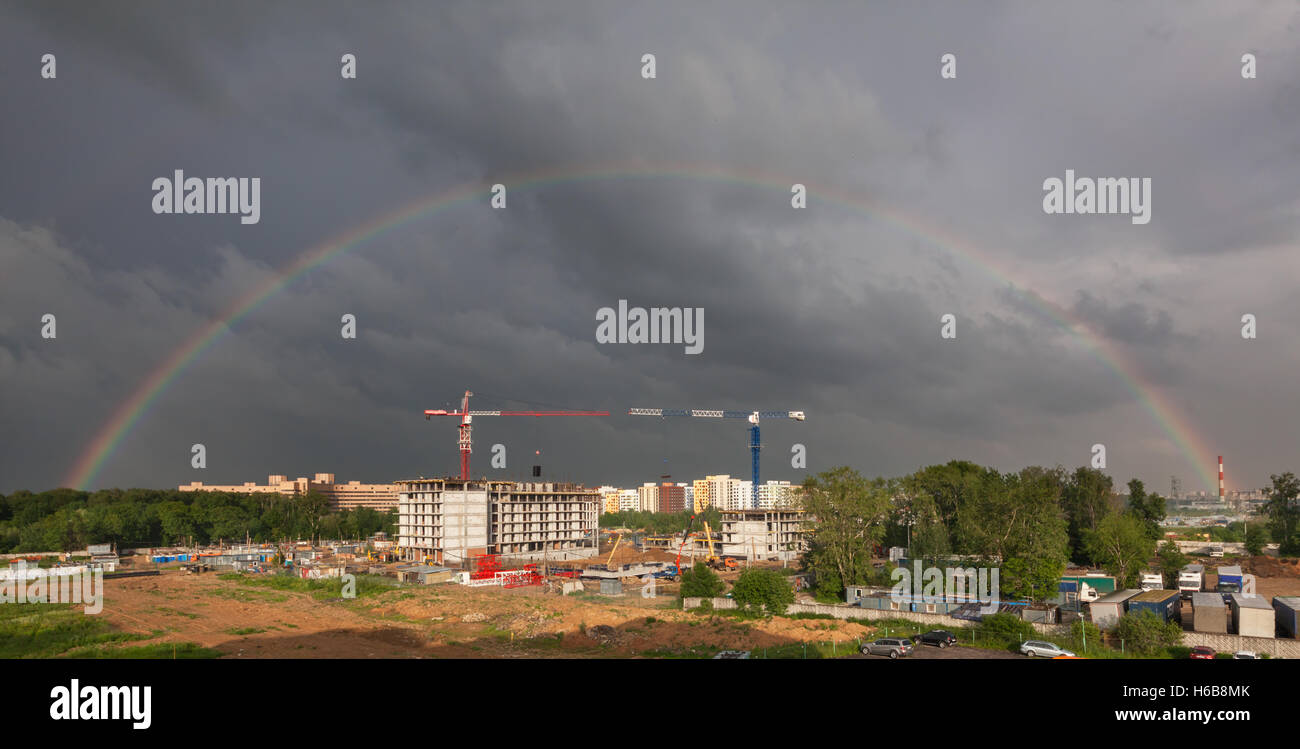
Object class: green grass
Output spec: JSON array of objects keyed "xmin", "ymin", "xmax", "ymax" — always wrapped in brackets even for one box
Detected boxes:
[
  {"xmin": 752, "ymin": 641, "xmax": 842, "ymax": 659},
  {"xmin": 225, "ymin": 626, "xmax": 269, "ymax": 636},
  {"xmin": 0, "ymin": 603, "xmax": 214, "ymax": 659},
  {"xmin": 61, "ymin": 642, "xmax": 221, "ymax": 659},
  {"xmin": 218, "ymin": 572, "xmax": 400, "ymax": 600}
]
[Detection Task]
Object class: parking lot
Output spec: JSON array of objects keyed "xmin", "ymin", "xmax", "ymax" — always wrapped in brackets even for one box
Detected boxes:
[{"xmin": 846, "ymin": 643, "xmax": 1022, "ymax": 660}]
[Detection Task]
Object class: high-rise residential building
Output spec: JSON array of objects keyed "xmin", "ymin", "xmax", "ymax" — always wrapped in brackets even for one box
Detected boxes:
[
  {"xmin": 757, "ymin": 480, "xmax": 803, "ymax": 509},
  {"xmin": 658, "ymin": 483, "xmax": 687, "ymax": 513},
  {"xmin": 705, "ymin": 474, "xmax": 734, "ymax": 511},
  {"xmin": 638, "ymin": 483, "xmax": 660, "ymax": 513},
  {"xmin": 726, "ymin": 479, "xmax": 753, "ymax": 511},
  {"xmin": 617, "ymin": 488, "xmax": 639, "ymax": 512},
  {"xmin": 179, "ymin": 472, "xmax": 398, "ymax": 510},
  {"xmin": 692, "ymin": 478, "xmax": 712, "ymax": 512},
  {"xmin": 597, "ymin": 486, "xmax": 622, "ymax": 514}
]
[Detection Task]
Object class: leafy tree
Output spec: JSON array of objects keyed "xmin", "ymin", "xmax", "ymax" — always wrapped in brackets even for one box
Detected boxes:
[
  {"xmin": 1264, "ymin": 472, "xmax": 1300, "ymax": 555},
  {"xmin": 680, "ymin": 562, "xmax": 725, "ymax": 599},
  {"xmin": 1115, "ymin": 610, "xmax": 1182, "ymax": 655},
  {"xmin": 730, "ymin": 568, "xmax": 795, "ymax": 615},
  {"xmin": 800, "ymin": 467, "xmax": 893, "ymax": 598},
  {"xmin": 1156, "ymin": 542, "xmax": 1188, "ymax": 588},
  {"xmin": 1085, "ymin": 512, "xmax": 1154, "ymax": 588},
  {"xmin": 957, "ymin": 467, "xmax": 1069, "ymax": 601},
  {"xmin": 901, "ymin": 461, "xmax": 999, "ymax": 551},
  {"xmin": 1244, "ymin": 521, "xmax": 1269, "ymax": 556},
  {"xmin": 1060, "ymin": 467, "xmax": 1118, "ymax": 563},
  {"xmin": 1126, "ymin": 479, "xmax": 1165, "ymax": 539}
]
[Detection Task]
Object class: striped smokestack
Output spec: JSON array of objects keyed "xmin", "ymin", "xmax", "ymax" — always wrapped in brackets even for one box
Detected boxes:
[{"xmin": 1218, "ymin": 455, "xmax": 1225, "ymax": 501}]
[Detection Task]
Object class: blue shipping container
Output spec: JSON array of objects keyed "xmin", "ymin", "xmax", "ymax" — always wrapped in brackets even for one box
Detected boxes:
[
  {"xmin": 1275, "ymin": 596, "xmax": 1300, "ymax": 639},
  {"xmin": 1127, "ymin": 590, "xmax": 1181, "ymax": 623}
]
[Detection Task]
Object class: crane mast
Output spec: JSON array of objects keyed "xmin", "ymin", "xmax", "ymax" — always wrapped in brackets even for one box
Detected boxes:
[
  {"xmin": 425, "ymin": 390, "xmax": 608, "ymax": 479},
  {"xmin": 628, "ymin": 408, "xmax": 805, "ymax": 507}
]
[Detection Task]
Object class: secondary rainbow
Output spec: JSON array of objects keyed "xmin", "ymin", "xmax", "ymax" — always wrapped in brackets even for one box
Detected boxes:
[{"xmin": 64, "ymin": 161, "xmax": 1220, "ymax": 491}]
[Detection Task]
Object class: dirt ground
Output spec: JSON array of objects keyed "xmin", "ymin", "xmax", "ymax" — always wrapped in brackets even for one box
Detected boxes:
[
  {"xmin": 90, "ymin": 555, "xmax": 1300, "ymax": 658},
  {"xmin": 1209, "ymin": 557, "xmax": 1300, "ymax": 598},
  {"xmin": 94, "ymin": 570, "xmax": 867, "ymax": 658}
]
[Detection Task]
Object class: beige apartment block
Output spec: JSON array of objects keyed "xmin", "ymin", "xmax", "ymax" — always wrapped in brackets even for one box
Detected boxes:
[
  {"xmin": 179, "ymin": 472, "xmax": 398, "ymax": 511},
  {"xmin": 397, "ymin": 478, "xmax": 599, "ymax": 566}
]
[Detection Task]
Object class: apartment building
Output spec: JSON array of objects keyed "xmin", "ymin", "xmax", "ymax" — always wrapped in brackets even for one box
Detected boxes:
[
  {"xmin": 179, "ymin": 472, "xmax": 398, "ymax": 510},
  {"xmin": 638, "ymin": 483, "xmax": 660, "ymax": 513},
  {"xmin": 756, "ymin": 480, "xmax": 803, "ymax": 510}
]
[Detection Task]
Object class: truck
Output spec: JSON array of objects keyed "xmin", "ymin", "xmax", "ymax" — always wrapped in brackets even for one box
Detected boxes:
[
  {"xmin": 1058, "ymin": 573, "xmax": 1116, "ymax": 603},
  {"xmin": 1177, "ymin": 564, "xmax": 1204, "ymax": 599},
  {"xmin": 1139, "ymin": 572, "xmax": 1163, "ymax": 591},
  {"xmin": 1215, "ymin": 565, "xmax": 1243, "ymax": 594}
]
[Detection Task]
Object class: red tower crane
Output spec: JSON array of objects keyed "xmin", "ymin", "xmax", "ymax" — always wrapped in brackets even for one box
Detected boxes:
[{"xmin": 424, "ymin": 390, "xmax": 608, "ymax": 479}]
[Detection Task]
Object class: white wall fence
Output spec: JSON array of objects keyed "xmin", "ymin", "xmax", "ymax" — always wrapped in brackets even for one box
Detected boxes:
[
  {"xmin": 1182, "ymin": 631, "xmax": 1300, "ymax": 659},
  {"xmin": 682, "ymin": 598, "xmax": 1070, "ymax": 637}
]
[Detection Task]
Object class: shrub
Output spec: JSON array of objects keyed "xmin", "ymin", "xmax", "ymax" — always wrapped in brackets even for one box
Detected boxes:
[
  {"xmin": 975, "ymin": 612, "xmax": 1036, "ymax": 646},
  {"xmin": 730, "ymin": 569, "xmax": 795, "ymax": 615},
  {"xmin": 680, "ymin": 562, "xmax": 725, "ymax": 599},
  {"xmin": 1115, "ymin": 610, "xmax": 1183, "ymax": 655}
]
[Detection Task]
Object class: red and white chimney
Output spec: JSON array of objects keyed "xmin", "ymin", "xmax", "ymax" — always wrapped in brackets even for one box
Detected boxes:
[{"xmin": 1218, "ymin": 455, "xmax": 1225, "ymax": 502}]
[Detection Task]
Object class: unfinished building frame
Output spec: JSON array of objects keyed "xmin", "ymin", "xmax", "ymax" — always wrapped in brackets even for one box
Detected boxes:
[{"xmin": 398, "ymin": 478, "xmax": 599, "ymax": 566}]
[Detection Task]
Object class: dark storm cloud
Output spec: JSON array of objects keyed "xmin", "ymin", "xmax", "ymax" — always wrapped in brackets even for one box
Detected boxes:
[{"xmin": 1, "ymin": 1, "xmax": 1297, "ymax": 494}]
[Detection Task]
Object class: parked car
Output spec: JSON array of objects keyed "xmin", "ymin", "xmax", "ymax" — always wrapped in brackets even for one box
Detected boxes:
[
  {"xmin": 1232, "ymin": 650, "xmax": 1259, "ymax": 660},
  {"xmin": 1019, "ymin": 640, "xmax": 1075, "ymax": 658},
  {"xmin": 861, "ymin": 638, "xmax": 914, "ymax": 659},
  {"xmin": 916, "ymin": 630, "xmax": 958, "ymax": 648},
  {"xmin": 1189, "ymin": 646, "xmax": 1216, "ymax": 660}
]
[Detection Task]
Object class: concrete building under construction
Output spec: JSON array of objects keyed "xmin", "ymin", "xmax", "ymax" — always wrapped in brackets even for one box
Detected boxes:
[
  {"xmin": 720, "ymin": 509, "xmax": 806, "ymax": 562},
  {"xmin": 397, "ymin": 478, "xmax": 599, "ymax": 566}
]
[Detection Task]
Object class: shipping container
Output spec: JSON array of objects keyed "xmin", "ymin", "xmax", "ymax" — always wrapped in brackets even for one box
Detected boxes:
[
  {"xmin": 1274, "ymin": 596, "xmax": 1300, "ymax": 639},
  {"xmin": 1230, "ymin": 593, "xmax": 1274, "ymax": 638},
  {"xmin": 1089, "ymin": 589, "xmax": 1142, "ymax": 630},
  {"xmin": 1126, "ymin": 589, "xmax": 1182, "ymax": 624},
  {"xmin": 1191, "ymin": 592, "xmax": 1228, "ymax": 633}
]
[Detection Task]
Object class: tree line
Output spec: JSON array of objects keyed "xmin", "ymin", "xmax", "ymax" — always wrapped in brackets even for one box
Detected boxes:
[
  {"xmin": 800, "ymin": 462, "xmax": 1300, "ymax": 602},
  {"xmin": 0, "ymin": 488, "xmax": 397, "ymax": 553}
]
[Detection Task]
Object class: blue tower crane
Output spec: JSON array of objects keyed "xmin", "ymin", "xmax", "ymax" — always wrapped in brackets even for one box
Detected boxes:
[{"xmin": 628, "ymin": 408, "xmax": 806, "ymax": 507}]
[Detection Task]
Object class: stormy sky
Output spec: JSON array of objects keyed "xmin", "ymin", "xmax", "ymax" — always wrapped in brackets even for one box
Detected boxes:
[{"xmin": 1, "ymin": 1, "xmax": 1298, "ymax": 495}]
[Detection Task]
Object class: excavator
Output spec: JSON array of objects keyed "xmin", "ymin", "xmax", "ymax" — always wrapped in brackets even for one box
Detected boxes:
[
  {"xmin": 603, "ymin": 531, "xmax": 627, "ymax": 569},
  {"xmin": 701, "ymin": 521, "xmax": 737, "ymax": 571}
]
